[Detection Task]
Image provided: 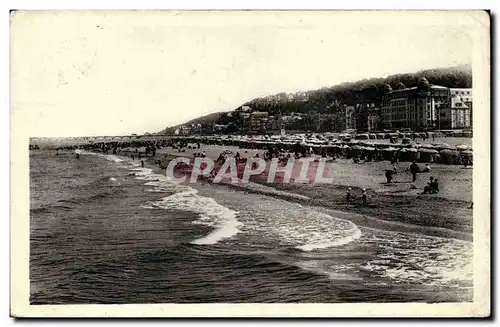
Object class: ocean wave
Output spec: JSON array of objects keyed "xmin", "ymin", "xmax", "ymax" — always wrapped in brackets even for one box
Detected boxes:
[
  {"xmin": 132, "ymin": 166, "xmax": 243, "ymax": 245},
  {"xmin": 358, "ymin": 229, "xmax": 473, "ymax": 287},
  {"xmin": 231, "ymin": 197, "xmax": 363, "ymax": 251},
  {"xmin": 149, "ymin": 190, "xmax": 243, "ymax": 245},
  {"xmin": 296, "ymin": 227, "xmax": 362, "ymax": 251}
]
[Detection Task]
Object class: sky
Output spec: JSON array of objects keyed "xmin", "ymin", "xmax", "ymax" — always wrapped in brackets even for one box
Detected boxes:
[{"xmin": 11, "ymin": 11, "xmax": 477, "ymax": 137}]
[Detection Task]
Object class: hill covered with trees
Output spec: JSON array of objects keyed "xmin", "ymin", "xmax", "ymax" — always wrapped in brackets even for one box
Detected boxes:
[
  {"xmin": 158, "ymin": 64, "xmax": 472, "ymax": 134},
  {"xmin": 242, "ymin": 64, "xmax": 472, "ymax": 115}
]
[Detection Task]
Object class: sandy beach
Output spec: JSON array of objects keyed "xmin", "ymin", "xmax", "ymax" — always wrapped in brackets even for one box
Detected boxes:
[{"xmin": 116, "ymin": 142, "xmax": 473, "ymax": 242}]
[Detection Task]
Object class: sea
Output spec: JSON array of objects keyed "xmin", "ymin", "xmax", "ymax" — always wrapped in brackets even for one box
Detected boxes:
[{"xmin": 30, "ymin": 149, "xmax": 473, "ymax": 304}]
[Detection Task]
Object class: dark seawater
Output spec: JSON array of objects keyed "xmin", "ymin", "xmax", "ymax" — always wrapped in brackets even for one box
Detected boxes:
[{"xmin": 30, "ymin": 149, "xmax": 473, "ymax": 304}]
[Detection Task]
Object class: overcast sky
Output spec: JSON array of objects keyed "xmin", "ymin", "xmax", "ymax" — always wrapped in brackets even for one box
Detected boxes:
[{"xmin": 11, "ymin": 11, "xmax": 476, "ymax": 137}]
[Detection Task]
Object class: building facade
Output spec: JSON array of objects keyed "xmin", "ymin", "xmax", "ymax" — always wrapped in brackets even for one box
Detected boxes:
[
  {"xmin": 345, "ymin": 106, "xmax": 356, "ymax": 130},
  {"xmin": 449, "ymin": 88, "xmax": 473, "ymax": 129},
  {"xmin": 380, "ymin": 78, "xmax": 450, "ymax": 131},
  {"xmin": 249, "ymin": 111, "xmax": 269, "ymax": 134}
]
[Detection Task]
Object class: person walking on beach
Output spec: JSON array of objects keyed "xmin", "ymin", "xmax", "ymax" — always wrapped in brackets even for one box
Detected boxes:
[{"xmin": 409, "ymin": 161, "xmax": 419, "ymax": 182}]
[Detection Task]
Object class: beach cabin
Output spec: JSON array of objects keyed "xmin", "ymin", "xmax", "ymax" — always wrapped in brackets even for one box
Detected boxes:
[
  {"xmin": 438, "ymin": 149, "xmax": 459, "ymax": 165},
  {"xmin": 418, "ymin": 148, "xmax": 439, "ymax": 163}
]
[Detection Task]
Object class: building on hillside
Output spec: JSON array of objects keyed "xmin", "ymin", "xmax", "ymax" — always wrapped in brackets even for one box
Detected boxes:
[
  {"xmin": 178, "ymin": 125, "xmax": 192, "ymax": 135},
  {"xmin": 266, "ymin": 114, "xmax": 283, "ymax": 132},
  {"xmin": 236, "ymin": 105, "xmax": 252, "ymax": 113},
  {"xmin": 380, "ymin": 78, "xmax": 450, "ymax": 131},
  {"xmin": 249, "ymin": 111, "xmax": 269, "ymax": 134}
]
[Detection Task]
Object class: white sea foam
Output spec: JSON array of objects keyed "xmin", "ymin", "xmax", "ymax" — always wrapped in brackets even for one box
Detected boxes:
[
  {"xmin": 296, "ymin": 227, "xmax": 362, "ymax": 251},
  {"xmin": 132, "ymin": 166, "xmax": 243, "ymax": 245},
  {"xmin": 359, "ymin": 229, "xmax": 473, "ymax": 286},
  {"xmin": 219, "ymin": 194, "xmax": 362, "ymax": 251},
  {"xmin": 149, "ymin": 189, "xmax": 242, "ymax": 245}
]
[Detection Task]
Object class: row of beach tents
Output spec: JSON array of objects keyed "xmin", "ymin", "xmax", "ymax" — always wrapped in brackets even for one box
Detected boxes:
[{"xmin": 171, "ymin": 136, "xmax": 472, "ymax": 165}]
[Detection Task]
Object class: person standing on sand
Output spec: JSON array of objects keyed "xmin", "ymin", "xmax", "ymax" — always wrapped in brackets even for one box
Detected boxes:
[
  {"xmin": 141, "ymin": 160, "xmax": 144, "ymax": 168},
  {"xmin": 361, "ymin": 189, "xmax": 368, "ymax": 206},
  {"xmin": 409, "ymin": 161, "xmax": 419, "ymax": 182},
  {"xmin": 346, "ymin": 187, "xmax": 352, "ymax": 203}
]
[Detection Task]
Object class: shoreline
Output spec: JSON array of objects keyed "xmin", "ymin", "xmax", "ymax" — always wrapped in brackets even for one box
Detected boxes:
[
  {"xmin": 129, "ymin": 148, "xmax": 472, "ymax": 242},
  {"xmin": 78, "ymin": 147, "xmax": 473, "ymax": 242}
]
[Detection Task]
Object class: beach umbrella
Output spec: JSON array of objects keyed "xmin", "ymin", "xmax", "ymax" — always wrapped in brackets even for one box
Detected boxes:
[
  {"xmin": 432, "ymin": 142, "xmax": 455, "ymax": 150},
  {"xmin": 419, "ymin": 144, "xmax": 436, "ymax": 150}
]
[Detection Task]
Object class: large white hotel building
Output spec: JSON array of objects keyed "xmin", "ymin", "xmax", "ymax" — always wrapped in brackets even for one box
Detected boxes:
[{"xmin": 380, "ymin": 77, "xmax": 472, "ymax": 131}]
